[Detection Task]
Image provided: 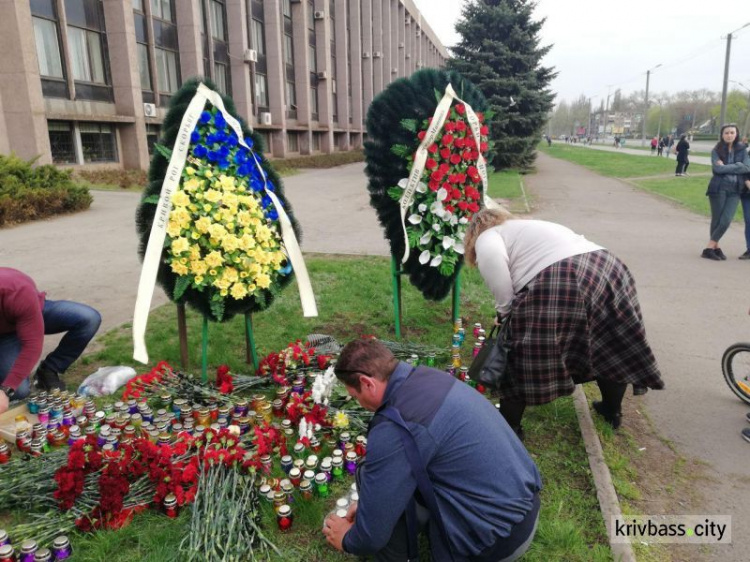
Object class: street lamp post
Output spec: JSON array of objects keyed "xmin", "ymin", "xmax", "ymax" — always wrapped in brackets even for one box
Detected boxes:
[
  {"xmin": 587, "ymin": 95, "xmax": 599, "ymax": 140},
  {"xmin": 720, "ymin": 23, "xmax": 750, "ymax": 132},
  {"xmin": 641, "ymin": 64, "xmax": 662, "ymax": 146},
  {"xmin": 730, "ymin": 80, "xmax": 750, "ymax": 139}
]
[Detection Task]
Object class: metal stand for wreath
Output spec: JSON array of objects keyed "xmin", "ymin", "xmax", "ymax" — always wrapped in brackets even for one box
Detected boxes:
[
  {"xmin": 177, "ymin": 304, "xmax": 259, "ymax": 382},
  {"xmin": 390, "ymin": 256, "xmax": 461, "ymax": 340}
]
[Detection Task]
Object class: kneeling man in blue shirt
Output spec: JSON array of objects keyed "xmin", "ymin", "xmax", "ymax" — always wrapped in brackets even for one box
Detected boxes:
[{"xmin": 322, "ymin": 339, "xmax": 542, "ymax": 562}]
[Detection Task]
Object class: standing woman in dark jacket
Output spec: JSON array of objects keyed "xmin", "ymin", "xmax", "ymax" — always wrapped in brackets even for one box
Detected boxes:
[
  {"xmin": 675, "ymin": 134, "xmax": 690, "ymax": 176},
  {"xmin": 702, "ymin": 124, "xmax": 750, "ymax": 260}
]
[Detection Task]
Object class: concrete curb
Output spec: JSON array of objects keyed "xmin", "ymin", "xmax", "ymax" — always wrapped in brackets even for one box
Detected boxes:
[{"xmin": 572, "ymin": 386, "xmax": 636, "ymax": 562}]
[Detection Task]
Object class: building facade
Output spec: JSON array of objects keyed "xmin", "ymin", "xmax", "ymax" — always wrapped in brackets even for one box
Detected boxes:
[{"xmin": 0, "ymin": 0, "xmax": 448, "ymax": 170}]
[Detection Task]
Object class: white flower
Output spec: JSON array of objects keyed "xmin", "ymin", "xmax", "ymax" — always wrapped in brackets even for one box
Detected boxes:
[
  {"xmin": 430, "ymin": 201, "xmax": 444, "ymax": 215},
  {"xmin": 442, "ymin": 236, "xmax": 455, "ymax": 250},
  {"xmin": 418, "ymin": 203, "xmax": 427, "ymax": 213},
  {"xmin": 416, "ymin": 182, "xmax": 427, "ymax": 193},
  {"xmin": 419, "ymin": 232, "xmax": 432, "ymax": 245},
  {"xmin": 430, "ymin": 255, "xmax": 443, "ymax": 267},
  {"xmin": 442, "ymin": 211, "xmax": 453, "ymax": 222},
  {"xmin": 312, "ymin": 366, "xmax": 337, "ymax": 405},
  {"xmin": 437, "ymin": 187, "xmax": 448, "ymax": 201},
  {"xmin": 432, "ymin": 223, "xmax": 442, "ymax": 232},
  {"xmin": 450, "ymin": 215, "xmax": 459, "ymax": 226},
  {"xmin": 398, "ymin": 178, "xmax": 409, "ymax": 189},
  {"xmin": 459, "ymin": 217, "xmax": 469, "ymax": 225},
  {"xmin": 458, "ymin": 231, "xmax": 466, "ymax": 240},
  {"xmin": 419, "ymin": 250, "xmax": 431, "ymax": 264},
  {"xmin": 454, "ymin": 243, "xmax": 465, "ymax": 254},
  {"xmin": 408, "ymin": 214, "xmax": 422, "ymax": 224}
]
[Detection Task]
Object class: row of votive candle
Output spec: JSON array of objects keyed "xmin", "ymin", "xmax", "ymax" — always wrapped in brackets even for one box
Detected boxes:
[{"xmin": 0, "ymin": 532, "xmax": 71, "ymax": 561}]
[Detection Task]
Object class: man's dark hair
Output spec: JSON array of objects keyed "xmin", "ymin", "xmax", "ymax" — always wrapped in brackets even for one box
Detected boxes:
[{"xmin": 334, "ymin": 339, "xmax": 398, "ymax": 391}]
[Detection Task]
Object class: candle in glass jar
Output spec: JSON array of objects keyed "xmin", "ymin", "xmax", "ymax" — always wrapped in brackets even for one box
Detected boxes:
[
  {"xmin": 289, "ymin": 468, "xmax": 302, "ymax": 487},
  {"xmin": 305, "ymin": 455, "xmax": 319, "ymax": 471},
  {"xmin": 314, "ymin": 473, "xmax": 329, "ymax": 498},
  {"xmin": 33, "ymin": 548, "xmax": 52, "ymax": 562},
  {"xmin": 280, "ymin": 455, "xmax": 293, "ymax": 473},
  {"xmin": 51, "ymin": 536, "xmax": 72, "ymax": 560},
  {"xmin": 344, "ymin": 452, "xmax": 358, "ymax": 475},
  {"xmin": 0, "ymin": 441, "xmax": 11, "ymax": 464},
  {"xmin": 320, "ymin": 457, "xmax": 332, "ymax": 482},
  {"xmin": 473, "ymin": 322, "xmax": 482, "ymax": 338},
  {"xmin": 19, "ymin": 539, "xmax": 37, "ymax": 562},
  {"xmin": 299, "ymin": 479, "xmax": 313, "ymax": 500},
  {"xmin": 331, "ymin": 457, "xmax": 344, "ymax": 481},
  {"xmin": 163, "ymin": 493, "xmax": 178, "ymax": 518},
  {"xmin": 0, "ymin": 544, "xmax": 13, "ymax": 562},
  {"xmin": 0, "ymin": 529, "xmax": 9, "ymax": 547},
  {"xmin": 276, "ymin": 504, "xmax": 293, "ymax": 532}
]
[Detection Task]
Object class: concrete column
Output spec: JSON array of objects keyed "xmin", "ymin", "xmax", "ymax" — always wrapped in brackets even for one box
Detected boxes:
[
  {"xmin": 291, "ymin": 0, "xmax": 311, "ymax": 131},
  {"xmin": 103, "ymin": 0, "xmax": 150, "ymax": 170},
  {"xmin": 348, "ymin": 0, "xmax": 363, "ymax": 140},
  {"xmin": 176, "ymin": 0, "xmax": 204, "ymax": 79},
  {"xmin": 315, "ymin": 0, "xmax": 333, "ymax": 152},
  {"xmin": 360, "ymin": 0, "xmax": 373, "ymax": 123},
  {"xmin": 226, "ymin": 0, "xmax": 253, "ymax": 124},
  {"xmin": 263, "ymin": 0, "xmax": 287, "ymax": 156},
  {"xmin": 371, "ymin": 0, "xmax": 382, "ymax": 96},
  {"xmin": 0, "ymin": 90, "xmax": 10, "ymax": 155},
  {"xmin": 0, "ymin": 0, "xmax": 51, "ymax": 163},
  {"xmin": 388, "ymin": 0, "xmax": 397, "ymax": 84},
  {"xmin": 334, "ymin": 0, "xmax": 349, "ymax": 147}
]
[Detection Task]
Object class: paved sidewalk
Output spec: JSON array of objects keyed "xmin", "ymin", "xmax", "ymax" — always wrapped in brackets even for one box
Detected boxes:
[
  {"xmin": 570, "ymin": 142, "xmax": 712, "ymax": 167},
  {"xmin": 527, "ymin": 153, "xmax": 748, "ymax": 562}
]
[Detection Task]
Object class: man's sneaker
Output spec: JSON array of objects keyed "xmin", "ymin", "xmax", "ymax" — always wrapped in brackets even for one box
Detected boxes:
[
  {"xmin": 701, "ymin": 248, "xmax": 721, "ymax": 261},
  {"xmin": 739, "ymin": 250, "xmax": 750, "ymax": 260},
  {"xmin": 592, "ymin": 401, "xmax": 622, "ymax": 429},
  {"xmin": 743, "ymin": 427, "xmax": 750, "ymax": 443},
  {"xmin": 35, "ymin": 364, "xmax": 65, "ymax": 392},
  {"xmin": 714, "ymin": 248, "xmax": 728, "ymax": 260},
  {"xmin": 633, "ymin": 385, "xmax": 649, "ymax": 396}
]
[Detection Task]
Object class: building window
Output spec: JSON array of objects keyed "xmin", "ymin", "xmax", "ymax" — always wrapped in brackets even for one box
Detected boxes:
[
  {"xmin": 251, "ymin": 18, "xmax": 265, "ymax": 55},
  {"xmin": 286, "ymin": 81, "xmax": 297, "ymax": 109},
  {"xmin": 146, "ymin": 123, "xmax": 160, "ymax": 154},
  {"xmin": 79, "ymin": 122, "xmax": 117, "ymax": 163},
  {"xmin": 258, "ymin": 130, "xmax": 271, "ymax": 152},
  {"xmin": 284, "ymin": 35, "xmax": 294, "ymax": 65},
  {"xmin": 33, "ymin": 17, "xmax": 64, "ymax": 78},
  {"xmin": 67, "ymin": 26, "xmax": 105, "ymax": 84},
  {"xmin": 155, "ymin": 48, "xmax": 179, "ymax": 94},
  {"xmin": 287, "ymin": 132, "xmax": 299, "ymax": 152},
  {"xmin": 210, "ymin": 0, "xmax": 226, "ymax": 41},
  {"xmin": 48, "ymin": 121, "xmax": 76, "ymax": 164},
  {"xmin": 150, "ymin": 0, "xmax": 174, "ymax": 22},
  {"xmin": 311, "ymin": 132, "xmax": 321, "ymax": 151},
  {"xmin": 310, "ymin": 87, "xmax": 319, "ymax": 120},
  {"xmin": 137, "ymin": 43, "xmax": 152, "ymax": 91},
  {"xmin": 255, "ymin": 73, "xmax": 269, "ymax": 109},
  {"xmin": 214, "ymin": 62, "xmax": 228, "ymax": 95}
]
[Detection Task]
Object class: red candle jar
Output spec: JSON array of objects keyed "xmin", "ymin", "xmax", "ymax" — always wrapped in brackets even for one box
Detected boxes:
[
  {"xmin": 276, "ymin": 504, "xmax": 293, "ymax": 532},
  {"xmin": 0, "ymin": 441, "xmax": 11, "ymax": 464},
  {"xmin": 163, "ymin": 493, "xmax": 178, "ymax": 518}
]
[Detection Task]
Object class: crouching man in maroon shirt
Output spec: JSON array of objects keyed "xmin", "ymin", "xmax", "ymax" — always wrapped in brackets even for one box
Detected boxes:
[{"xmin": 0, "ymin": 268, "xmax": 101, "ymax": 414}]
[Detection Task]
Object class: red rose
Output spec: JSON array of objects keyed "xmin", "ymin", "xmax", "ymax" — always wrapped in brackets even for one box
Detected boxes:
[
  {"xmin": 457, "ymin": 173, "xmax": 467, "ymax": 184},
  {"xmin": 458, "ymin": 201, "xmax": 469, "ymax": 211},
  {"xmin": 468, "ymin": 202, "xmax": 480, "ymax": 212},
  {"xmin": 477, "ymin": 112, "xmax": 484, "ymax": 123},
  {"xmin": 454, "ymin": 137, "xmax": 465, "ymax": 149},
  {"xmin": 480, "ymin": 142, "xmax": 488, "ymax": 152},
  {"xmin": 445, "ymin": 204, "xmax": 455, "ymax": 213},
  {"xmin": 450, "ymin": 153, "xmax": 461, "ymax": 165},
  {"xmin": 438, "ymin": 163, "xmax": 450, "ymax": 174},
  {"xmin": 471, "ymin": 150, "xmax": 480, "ymax": 160},
  {"xmin": 428, "ymin": 143, "xmax": 438, "ymax": 154},
  {"xmin": 418, "ymin": 131, "xmax": 426, "ymax": 141},
  {"xmin": 451, "ymin": 188, "xmax": 462, "ymax": 200},
  {"xmin": 463, "ymin": 151, "xmax": 473, "ymax": 161},
  {"xmin": 448, "ymin": 174, "xmax": 459, "ymax": 184},
  {"xmin": 456, "ymin": 104, "xmax": 466, "ymax": 115},
  {"xmin": 467, "ymin": 166, "xmax": 478, "ymax": 176},
  {"xmin": 442, "ymin": 181, "xmax": 452, "ymax": 191},
  {"xmin": 444, "ymin": 121, "xmax": 455, "ymax": 133},
  {"xmin": 480, "ymin": 125, "xmax": 489, "ymax": 135},
  {"xmin": 428, "ymin": 179, "xmax": 439, "ymax": 191},
  {"xmin": 440, "ymin": 147, "xmax": 451, "ymax": 160},
  {"xmin": 441, "ymin": 134, "xmax": 454, "ymax": 146},
  {"xmin": 430, "ymin": 170, "xmax": 444, "ymax": 182},
  {"xmin": 426, "ymin": 158, "xmax": 437, "ymax": 170},
  {"xmin": 455, "ymin": 121, "xmax": 467, "ymax": 132}
]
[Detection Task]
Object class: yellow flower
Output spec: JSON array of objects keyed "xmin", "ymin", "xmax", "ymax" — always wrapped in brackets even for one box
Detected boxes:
[
  {"xmin": 189, "ymin": 245, "xmax": 201, "ymax": 260},
  {"xmin": 191, "ymin": 231, "xmax": 201, "ymax": 240},
  {"xmin": 203, "ymin": 204, "xmax": 212, "ymax": 213},
  {"xmin": 237, "ymin": 211, "xmax": 252, "ymax": 227},
  {"xmin": 221, "ymin": 235, "xmax": 240, "ymax": 253},
  {"xmin": 166, "ymin": 220, "xmax": 182, "ymax": 238},
  {"xmin": 190, "ymin": 260, "xmax": 208, "ymax": 276},
  {"xmin": 255, "ymin": 225, "xmax": 272, "ymax": 243},
  {"xmin": 195, "ymin": 216, "xmax": 212, "ymax": 234},
  {"xmin": 223, "ymin": 193, "xmax": 239, "ymax": 208},
  {"xmin": 220, "ymin": 289, "xmax": 228, "ymax": 297},
  {"xmin": 204, "ymin": 189, "xmax": 222, "ymax": 203},
  {"xmin": 170, "ymin": 237, "xmax": 190, "ymax": 255},
  {"xmin": 171, "ymin": 190, "xmax": 190, "ymax": 207},
  {"xmin": 208, "ymin": 223, "xmax": 227, "ymax": 241},
  {"xmin": 205, "ymin": 251, "xmax": 224, "ymax": 268},
  {"xmin": 185, "ymin": 167, "xmax": 196, "ymax": 176},
  {"xmin": 209, "ymin": 269, "xmax": 217, "ymax": 276},
  {"xmin": 240, "ymin": 234, "xmax": 256, "ymax": 251},
  {"xmin": 230, "ymin": 282, "xmax": 248, "ymax": 300},
  {"xmin": 183, "ymin": 177, "xmax": 202, "ymax": 192},
  {"xmin": 218, "ymin": 175, "xmax": 236, "ymax": 191},
  {"xmin": 213, "ymin": 277, "xmax": 231, "ymax": 291},
  {"xmin": 205, "ymin": 170, "xmax": 213, "ymax": 178},
  {"xmin": 222, "ymin": 267, "xmax": 239, "ymax": 284},
  {"xmin": 333, "ymin": 411, "xmax": 350, "ymax": 429},
  {"xmin": 171, "ymin": 262, "xmax": 189, "ymax": 276},
  {"xmin": 255, "ymin": 273, "xmax": 271, "ymax": 289},
  {"xmin": 194, "ymin": 275, "xmax": 204, "ymax": 285}
]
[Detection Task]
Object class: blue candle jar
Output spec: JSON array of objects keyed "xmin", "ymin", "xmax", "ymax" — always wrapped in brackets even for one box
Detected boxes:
[{"xmin": 52, "ymin": 536, "xmax": 72, "ymax": 560}]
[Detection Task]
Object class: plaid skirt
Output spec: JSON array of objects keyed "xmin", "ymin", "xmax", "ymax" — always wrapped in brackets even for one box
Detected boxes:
[{"xmin": 500, "ymin": 249, "xmax": 664, "ymax": 405}]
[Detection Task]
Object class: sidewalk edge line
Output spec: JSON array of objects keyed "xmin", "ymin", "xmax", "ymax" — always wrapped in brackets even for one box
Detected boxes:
[{"xmin": 572, "ymin": 385, "xmax": 637, "ymax": 562}]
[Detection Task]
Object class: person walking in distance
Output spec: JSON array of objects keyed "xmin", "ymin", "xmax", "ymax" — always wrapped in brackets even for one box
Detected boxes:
[
  {"xmin": 702, "ymin": 124, "xmax": 750, "ymax": 261},
  {"xmin": 675, "ymin": 134, "xmax": 690, "ymax": 176}
]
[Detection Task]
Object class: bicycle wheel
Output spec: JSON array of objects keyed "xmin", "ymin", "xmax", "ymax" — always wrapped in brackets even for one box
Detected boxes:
[{"xmin": 721, "ymin": 343, "xmax": 750, "ymax": 405}]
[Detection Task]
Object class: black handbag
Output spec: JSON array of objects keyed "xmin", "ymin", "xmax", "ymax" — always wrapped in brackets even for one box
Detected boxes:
[{"xmin": 467, "ymin": 317, "xmax": 512, "ymax": 389}]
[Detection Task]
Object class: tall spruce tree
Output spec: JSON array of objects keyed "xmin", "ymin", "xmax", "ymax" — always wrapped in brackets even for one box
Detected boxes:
[{"xmin": 448, "ymin": 0, "xmax": 556, "ymax": 170}]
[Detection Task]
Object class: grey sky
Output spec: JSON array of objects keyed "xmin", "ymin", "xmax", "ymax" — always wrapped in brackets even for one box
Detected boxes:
[{"xmin": 412, "ymin": 0, "xmax": 750, "ymax": 104}]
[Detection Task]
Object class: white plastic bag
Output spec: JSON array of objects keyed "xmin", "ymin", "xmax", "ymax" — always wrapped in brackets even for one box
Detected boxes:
[{"xmin": 77, "ymin": 366, "xmax": 138, "ymax": 397}]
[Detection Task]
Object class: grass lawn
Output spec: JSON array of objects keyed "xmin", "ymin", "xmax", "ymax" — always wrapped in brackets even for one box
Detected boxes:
[
  {"xmin": 4, "ymin": 255, "xmax": 611, "ymax": 562},
  {"xmin": 487, "ymin": 169, "xmax": 531, "ymax": 213},
  {"xmin": 624, "ymin": 145, "xmax": 712, "ymax": 158},
  {"xmin": 538, "ymin": 143, "xmax": 711, "ymax": 178}
]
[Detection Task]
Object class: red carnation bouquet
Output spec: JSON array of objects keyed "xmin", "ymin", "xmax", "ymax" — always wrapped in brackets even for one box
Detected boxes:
[{"xmin": 388, "ymin": 103, "xmax": 491, "ymax": 276}]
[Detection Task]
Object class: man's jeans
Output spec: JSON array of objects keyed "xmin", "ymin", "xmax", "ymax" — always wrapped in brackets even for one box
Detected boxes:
[{"xmin": 0, "ymin": 299, "xmax": 101, "ymax": 399}]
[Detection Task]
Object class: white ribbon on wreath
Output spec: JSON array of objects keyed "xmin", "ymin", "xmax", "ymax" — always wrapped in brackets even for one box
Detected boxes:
[
  {"xmin": 399, "ymin": 83, "xmax": 502, "ymax": 264},
  {"xmin": 132, "ymin": 83, "xmax": 318, "ymax": 364}
]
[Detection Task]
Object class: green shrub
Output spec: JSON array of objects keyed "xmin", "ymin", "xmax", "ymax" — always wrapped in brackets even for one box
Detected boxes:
[
  {"xmin": 272, "ymin": 150, "xmax": 364, "ymax": 174},
  {"xmin": 75, "ymin": 168, "xmax": 148, "ymax": 189},
  {"xmin": 0, "ymin": 153, "xmax": 93, "ymax": 227}
]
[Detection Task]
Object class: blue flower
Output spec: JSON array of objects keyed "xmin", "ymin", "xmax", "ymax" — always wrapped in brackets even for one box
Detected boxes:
[
  {"xmin": 226, "ymin": 134, "xmax": 238, "ymax": 148},
  {"xmin": 191, "ymin": 130, "xmax": 201, "ymax": 144},
  {"xmin": 245, "ymin": 137, "xmax": 254, "ymax": 149},
  {"xmin": 200, "ymin": 111, "xmax": 212, "ymax": 124},
  {"xmin": 266, "ymin": 181, "xmax": 275, "ymax": 192},
  {"xmin": 261, "ymin": 196, "xmax": 272, "ymax": 209},
  {"xmin": 217, "ymin": 159, "xmax": 230, "ymax": 170},
  {"xmin": 207, "ymin": 132, "xmax": 227, "ymax": 146},
  {"xmin": 267, "ymin": 209, "xmax": 279, "ymax": 221},
  {"xmin": 193, "ymin": 145, "xmax": 208, "ymax": 158},
  {"xmin": 237, "ymin": 163, "xmax": 252, "ymax": 177},
  {"xmin": 234, "ymin": 151, "xmax": 247, "ymax": 165},
  {"xmin": 207, "ymin": 150, "xmax": 221, "ymax": 163},
  {"xmin": 214, "ymin": 111, "xmax": 226, "ymax": 129},
  {"xmin": 250, "ymin": 178, "xmax": 264, "ymax": 192},
  {"xmin": 279, "ymin": 262, "xmax": 292, "ymax": 275}
]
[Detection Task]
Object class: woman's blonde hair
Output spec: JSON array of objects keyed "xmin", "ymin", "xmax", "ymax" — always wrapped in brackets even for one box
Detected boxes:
[{"xmin": 464, "ymin": 207, "xmax": 515, "ymax": 266}]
